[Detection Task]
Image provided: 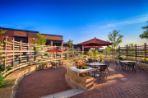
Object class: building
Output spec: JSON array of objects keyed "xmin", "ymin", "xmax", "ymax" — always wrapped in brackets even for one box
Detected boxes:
[{"xmin": 0, "ymin": 27, "xmax": 63, "ymax": 46}]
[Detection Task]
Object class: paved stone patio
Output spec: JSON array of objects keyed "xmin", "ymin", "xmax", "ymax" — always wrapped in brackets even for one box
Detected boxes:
[
  {"xmin": 71, "ymin": 66, "xmax": 148, "ymax": 98},
  {"xmin": 15, "ymin": 66, "xmax": 148, "ymax": 98},
  {"xmin": 15, "ymin": 68, "xmax": 71, "ymax": 98}
]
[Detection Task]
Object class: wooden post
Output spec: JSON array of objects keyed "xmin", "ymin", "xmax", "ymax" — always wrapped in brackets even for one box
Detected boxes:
[
  {"xmin": 144, "ymin": 43, "xmax": 147, "ymax": 62},
  {"xmin": 33, "ymin": 44, "xmax": 35, "ymax": 62},
  {"xmin": 126, "ymin": 45, "xmax": 128, "ymax": 59},
  {"xmin": 4, "ymin": 36, "xmax": 7, "ymax": 67},
  {"xmin": 118, "ymin": 46, "xmax": 121, "ymax": 57},
  {"xmin": 111, "ymin": 47, "xmax": 114, "ymax": 58},
  {"xmin": 19, "ymin": 41, "xmax": 22, "ymax": 64},
  {"xmin": 28, "ymin": 42, "xmax": 30, "ymax": 62},
  {"xmin": 12, "ymin": 38, "xmax": 15, "ymax": 66},
  {"xmin": 135, "ymin": 44, "xmax": 137, "ymax": 61},
  {"xmin": 82, "ymin": 46, "xmax": 84, "ymax": 54},
  {"xmin": 51, "ymin": 41, "xmax": 53, "ymax": 46}
]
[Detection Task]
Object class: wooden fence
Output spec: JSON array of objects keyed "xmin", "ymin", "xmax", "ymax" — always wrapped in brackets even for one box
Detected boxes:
[
  {"xmin": 0, "ymin": 37, "xmax": 68, "ymax": 69},
  {"xmin": 119, "ymin": 43, "xmax": 148, "ymax": 62}
]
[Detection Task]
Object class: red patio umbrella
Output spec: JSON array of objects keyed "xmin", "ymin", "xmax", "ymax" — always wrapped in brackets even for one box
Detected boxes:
[
  {"xmin": 78, "ymin": 37, "xmax": 112, "ymax": 51},
  {"xmin": 84, "ymin": 46, "xmax": 102, "ymax": 48},
  {"xmin": 47, "ymin": 48, "xmax": 64, "ymax": 60},
  {"xmin": 47, "ymin": 48, "xmax": 63, "ymax": 52},
  {"xmin": 79, "ymin": 37, "xmax": 112, "ymax": 46}
]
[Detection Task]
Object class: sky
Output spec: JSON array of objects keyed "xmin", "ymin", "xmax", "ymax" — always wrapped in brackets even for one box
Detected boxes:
[{"xmin": 0, "ymin": 0, "xmax": 148, "ymax": 45}]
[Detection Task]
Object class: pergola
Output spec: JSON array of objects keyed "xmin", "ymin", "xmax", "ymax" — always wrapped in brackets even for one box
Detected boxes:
[{"xmin": 78, "ymin": 37, "xmax": 112, "ymax": 51}]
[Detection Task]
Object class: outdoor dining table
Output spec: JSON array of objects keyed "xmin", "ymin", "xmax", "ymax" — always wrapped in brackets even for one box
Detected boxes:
[
  {"xmin": 70, "ymin": 66, "xmax": 95, "ymax": 74},
  {"xmin": 87, "ymin": 62, "xmax": 106, "ymax": 67},
  {"xmin": 87, "ymin": 62, "xmax": 108, "ymax": 80},
  {"xmin": 119, "ymin": 60, "xmax": 136, "ymax": 71},
  {"xmin": 120, "ymin": 60, "xmax": 136, "ymax": 63}
]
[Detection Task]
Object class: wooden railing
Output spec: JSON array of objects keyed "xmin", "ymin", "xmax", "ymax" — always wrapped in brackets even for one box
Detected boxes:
[
  {"xmin": 119, "ymin": 43, "xmax": 148, "ymax": 61},
  {"xmin": 0, "ymin": 37, "xmax": 68, "ymax": 69}
]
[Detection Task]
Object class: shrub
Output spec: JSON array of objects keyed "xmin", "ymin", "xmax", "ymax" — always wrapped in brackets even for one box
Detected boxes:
[
  {"xmin": 75, "ymin": 59, "xmax": 88, "ymax": 69},
  {"xmin": 5, "ymin": 66, "xmax": 12, "ymax": 71},
  {"xmin": 0, "ymin": 74, "xmax": 7, "ymax": 88},
  {"xmin": 0, "ymin": 64, "xmax": 5, "ymax": 72}
]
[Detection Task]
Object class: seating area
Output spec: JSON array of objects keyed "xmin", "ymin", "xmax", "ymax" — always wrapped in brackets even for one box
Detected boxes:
[
  {"xmin": 0, "ymin": 1, "xmax": 148, "ymax": 98},
  {"xmin": 0, "ymin": 37, "xmax": 147, "ymax": 98},
  {"xmin": 13, "ymin": 58, "xmax": 148, "ymax": 98}
]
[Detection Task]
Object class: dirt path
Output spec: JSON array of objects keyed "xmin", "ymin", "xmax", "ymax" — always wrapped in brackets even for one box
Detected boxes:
[{"xmin": 15, "ymin": 67, "xmax": 71, "ymax": 98}]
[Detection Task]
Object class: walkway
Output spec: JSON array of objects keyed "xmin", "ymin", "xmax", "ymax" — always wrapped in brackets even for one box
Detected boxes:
[
  {"xmin": 15, "ymin": 65, "xmax": 148, "ymax": 98},
  {"xmin": 71, "ymin": 66, "xmax": 148, "ymax": 98},
  {"xmin": 41, "ymin": 89, "xmax": 84, "ymax": 98},
  {"xmin": 15, "ymin": 68, "xmax": 71, "ymax": 98}
]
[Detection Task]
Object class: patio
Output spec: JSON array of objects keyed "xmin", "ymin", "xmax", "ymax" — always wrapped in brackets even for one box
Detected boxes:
[
  {"xmin": 71, "ymin": 66, "xmax": 148, "ymax": 98},
  {"xmin": 15, "ymin": 68, "xmax": 71, "ymax": 98},
  {"xmin": 0, "ymin": 36, "xmax": 147, "ymax": 98},
  {"xmin": 15, "ymin": 63, "xmax": 148, "ymax": 98}
]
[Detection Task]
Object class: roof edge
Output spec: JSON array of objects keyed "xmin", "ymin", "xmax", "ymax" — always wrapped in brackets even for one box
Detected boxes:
[
  {"xmin": 0, "ymin": 27, "xmax": 39, "ymax": 33},
  {"xmin": 42, "ymin": 34, "xmax": 63, "ymax": 37}
]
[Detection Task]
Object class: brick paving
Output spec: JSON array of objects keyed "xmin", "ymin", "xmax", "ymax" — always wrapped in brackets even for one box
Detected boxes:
[
  {"xmin": 71, "ymin": 66, "xmax": 148, "ymax": 98},
  {"xmin": 15, "ymin": 67, "xmax": 71, "ymax": 98},
  {"xmin": 15, "ymin": 65, "xmax": 148, "ymax": 98}
]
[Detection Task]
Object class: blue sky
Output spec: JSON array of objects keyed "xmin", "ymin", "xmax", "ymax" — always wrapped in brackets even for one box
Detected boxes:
[{"xmin": 0, "ymin": 0, "xmax": 148, "ymax": 45}]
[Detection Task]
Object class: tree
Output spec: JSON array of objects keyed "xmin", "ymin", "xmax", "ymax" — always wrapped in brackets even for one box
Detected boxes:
[
  {"xmin": 67, "ymin": 40, "xmax": 73, "ymax": 49},
  {"xmin": 104, "ymin": 46, "xmax": 112, "ymax": 55},
  {"xmin": 139, "ymin": 22, "xmax": 148, "ymax": 39},
  {"xmin": 126, "ymin": 42, "xmax": 135, "ymax": 47},
  {"xmin": 0, "ymin": 29, "xmax": 7, "ymax": 45},
  {"xmin": 0, "ymin": 29, "xmax": 7, "ymax": 35},
  {"xmin": 0, "ymin": 29, "xmax": 7, "ymax": 69},
  {"xmin": 108, "ymin": 30, "xmax": 123, "ymax": 49},
  {"xmin": 0, "ymin": 29, "xmax": 7, "ymax": 86},
  {"xmin": 36, "ymin": 34, "xmax": 46, "ymax": 45},
  {"xmin": 108, "ymin": 30, "xmax": 123, "ymax": 56}
]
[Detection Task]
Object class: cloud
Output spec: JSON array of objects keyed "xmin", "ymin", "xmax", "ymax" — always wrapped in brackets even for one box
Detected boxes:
[{"xmin": 100, "ymin": 14, "xmax": 148, "ymax": 29}]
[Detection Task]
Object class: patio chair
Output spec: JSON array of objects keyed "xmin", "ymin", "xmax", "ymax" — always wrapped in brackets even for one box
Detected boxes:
[
  {"xmin": 50, "ymin": 62, "xmax": 57, "ymax": 69},
  {"xmin": 99, "ymin": 65, "xmax": 108, "ymax": 79},
  {"xmin": 127, "ymin": 62, "xmax": 136, "ymax": 71},
  {"xmin": 115, "ymin": 60, "xmax": 121, "ymax": 70},
  {"xmin": 135, "ymin": 61, "xmax": 144, "ymax": 72},
  {"xmin": 104, "ymin": 60, "xmax": 110, "ymax": 73},
  {"xmin": 119, "ymin": 61, "xmax": 126, "ymax": 71},
  {"xmin": 88, "ymin": 58, "xmax": 93, "ymax": 63},
  {"xmin": 88, "ymin": 67, "xmax": 101, "ymax": 83}
]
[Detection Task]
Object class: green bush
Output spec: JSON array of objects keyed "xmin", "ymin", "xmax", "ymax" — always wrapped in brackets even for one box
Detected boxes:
[
  {"xmin": 0, "ymin": 64, "xmax": 5, "ymax": 72},
  {"xmin": 5, "ymin": 66, "xmax": 12, "ymax": 71},
  {"xmin": 88, "ymin": 48, "xmax": 99, "ymax": 59},
  {"xmin": 0, "ymin": 74, "xmax": 7, "ymax": 88}
]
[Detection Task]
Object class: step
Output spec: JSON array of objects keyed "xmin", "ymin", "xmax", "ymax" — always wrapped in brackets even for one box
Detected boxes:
[
  {"xmin": 85, "ymin": 82, "xmax": 94, "ymax": 88},
  {"xmin": 41, "ymin": 89, "xmax": 84, "ymax": 98}
]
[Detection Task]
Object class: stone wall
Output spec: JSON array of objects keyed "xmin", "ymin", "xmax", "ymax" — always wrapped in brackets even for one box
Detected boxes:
[{"xmin": 65, "ymin": 69, "xmax": 95, "ymax": 90}]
